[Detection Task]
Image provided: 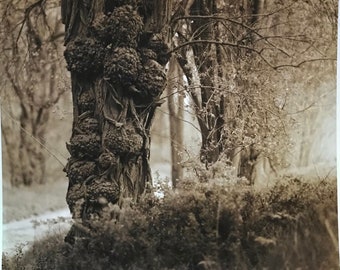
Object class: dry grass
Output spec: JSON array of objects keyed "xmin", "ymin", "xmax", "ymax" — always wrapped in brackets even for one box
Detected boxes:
[{"xmin": 2, "ymin": 175, "xmax": 338, "ymax": 270}]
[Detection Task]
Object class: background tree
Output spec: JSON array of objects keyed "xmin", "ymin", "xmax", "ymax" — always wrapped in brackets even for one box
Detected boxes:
[
  {"xmin": 167, "ymin": 56, "xmax": 184, "ymax": 188},
  {"xmin": 0, "ymin": 0, "xmax": 67, "ymax": 186},
  {"xmin": 251, "ymin": 0, "xmax": 337, "ymax": 175},
  {"xmin": 170, "ymin": 0, "xmax": 336, "ymax": 182}
]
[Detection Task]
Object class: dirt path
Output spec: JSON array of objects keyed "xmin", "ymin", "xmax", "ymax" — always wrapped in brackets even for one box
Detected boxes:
[
  {"xmin": 3, "ymin": 208, "xmax": 71, "ymax": 255},
  {"xmin": 2, "ymin": 164, "xmax": 172, "ymax": 256}
]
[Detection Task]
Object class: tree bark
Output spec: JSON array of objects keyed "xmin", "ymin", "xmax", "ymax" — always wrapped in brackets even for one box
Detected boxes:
[{"xmin": 62, "ymin": 0, "xmax": 173, "ymax": 240}]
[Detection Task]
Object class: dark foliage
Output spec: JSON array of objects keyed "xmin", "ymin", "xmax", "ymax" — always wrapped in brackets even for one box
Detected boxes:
[
  {"xmin": 64, "ymin": 38, "xmax": 106, "ymax": 75},
  {"xmin": 3, "ymin": 177, "xmax": 338, "ymax": 270},
  {"xmin": 65, "ymin": 160, "xmax": 97, "ymax": 184},
  {"xmin": 67, "ymin": 134, "xmax": 102, "ymax": 159},
  {"xmin": 104, "ymin": 0, "xmax": 142, "ymax": 14},
  {"xmin": 90, "ymin": 5, "xmax": 144, "ymax": 47},
  {"xmin": 103, "ymin": 124, "xmax": 144, "ymax": 156},
  {"xmin": 104, "ymin": 47, "xmax": 141, "ymax": 87}
]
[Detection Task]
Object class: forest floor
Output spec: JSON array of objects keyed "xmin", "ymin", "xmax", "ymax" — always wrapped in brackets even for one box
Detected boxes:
[
  {"xmin": 2, "ymin": 179, "xmax": 71, "ymax": 255},
  {"xmin": 3, "ymin": 162, "xmax": 172, "ymax": 223},
  {"xmin": 2, "ymin": 162, "xmax": 172, "ymax": 255},
  {"xmin": 2, "ymin": 170, "xmax": 338, "ymax": 269},
  {"xmin": 3, "ymin": 180, "xmax": 69, "ymax": 223},
  {"xmin": 2, "ymin": 161, "xmax": 336, "ymax": 256}
]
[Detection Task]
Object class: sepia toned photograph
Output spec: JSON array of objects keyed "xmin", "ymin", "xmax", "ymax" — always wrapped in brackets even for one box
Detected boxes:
[{"xmin": 1, "ymin": 0, "xmax": 338, "ymax": 269}]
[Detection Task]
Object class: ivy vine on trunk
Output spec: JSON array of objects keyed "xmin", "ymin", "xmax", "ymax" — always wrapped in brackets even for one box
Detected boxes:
[{"xmin": 61, "ymin": 0, "xmax": 173, "ymax": 241}]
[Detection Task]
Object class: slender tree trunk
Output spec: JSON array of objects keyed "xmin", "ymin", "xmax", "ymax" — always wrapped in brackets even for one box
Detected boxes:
[
  {"xmin": 175, "ymin": 0, "xmax": 264, "ymax": 181},
  {"xmin": 177, "ymin": 0, "xmax": 226, "ymax": 165},
  {"xmin": 18, "ymin": 104, "xmax": 49, "ymax": 185},
  {"xmin": 1, "ymin": 2, "xmax": 64, "ymax": 186},
  {"xmin": 2, "ymin": 101, "xmax": 48, "ymax": 186},
  {"xmin": 62, "ymin": 0, "xmax": 172, "ymax": 240},
  {"xmin": 167, "ymin": 56, "xmax": 184, "ymax": 188},
  {"xmin": 1, "ymin": 121, "xmax": 21, "ymax": 186}
]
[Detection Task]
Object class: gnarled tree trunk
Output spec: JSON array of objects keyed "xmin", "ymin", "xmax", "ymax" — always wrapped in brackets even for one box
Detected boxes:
[{"xmin": 62, "ymin": 0, "xmax": 173, "ymax": 240}]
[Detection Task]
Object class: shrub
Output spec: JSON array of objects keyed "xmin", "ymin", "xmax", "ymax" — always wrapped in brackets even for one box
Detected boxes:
[{"xmin": 3, "ymin": 177, "xmax": 338, "ymax": 269}]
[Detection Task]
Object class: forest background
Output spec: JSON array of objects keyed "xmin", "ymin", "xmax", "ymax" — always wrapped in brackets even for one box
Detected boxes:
[
  {"xmin": 1, "ymin": 0, "xmax": 336, "ymax": 215},
  {"xmin": 0, "ymin": 0, "xmax": 338, "ymax": 269}
]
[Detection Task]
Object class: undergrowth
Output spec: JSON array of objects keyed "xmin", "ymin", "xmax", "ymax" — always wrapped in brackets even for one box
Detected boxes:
[{"xmin": 2, "ymin": 176, "xmax": 338, "ymax": 270}]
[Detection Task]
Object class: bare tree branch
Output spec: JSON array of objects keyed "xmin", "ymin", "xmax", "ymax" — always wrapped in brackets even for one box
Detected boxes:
[{"xmin": 16, "ymin": 0, "xmax": 45, "ymax": 46}]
